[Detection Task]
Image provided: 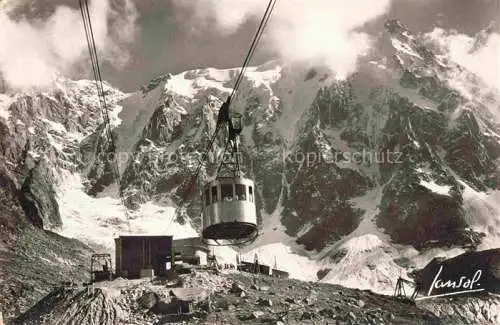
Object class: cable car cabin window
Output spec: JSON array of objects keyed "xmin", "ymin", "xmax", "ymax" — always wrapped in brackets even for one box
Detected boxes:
[
  {"xmin": 211, "ymin": 186, "xmax": 218, "ymax": 203},
  {"xmin": 249, "ymin": 186, "xmax": 254, "ymax": 202},
  {"xmin": 221, "ymin": 184, "xmax": 234, "ymax": 201},
  {"xmin": 235, "ymin": 184, "xmax": 246, "ymax": 200},
  {"xmin": 205, "ymin": 188, "xmax": 210, "ymax": 206}
]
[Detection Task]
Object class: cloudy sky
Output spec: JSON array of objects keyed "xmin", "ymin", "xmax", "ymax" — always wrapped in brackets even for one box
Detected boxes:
[{"xmin": 0, "ymin": 0, "xmax": 498, "ymax": 92}]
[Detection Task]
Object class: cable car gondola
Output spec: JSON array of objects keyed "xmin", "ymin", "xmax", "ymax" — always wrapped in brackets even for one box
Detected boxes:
[
  {"xmin": 201, "ymin": 99, "xmax": 258, "ymax": 246},
  {"xmin": 202, "ymin": 176, "xmax": 257, "ymax": 242}
]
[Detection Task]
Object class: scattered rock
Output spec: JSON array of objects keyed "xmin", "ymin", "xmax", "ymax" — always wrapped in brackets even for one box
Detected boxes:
[
  {"xmin": 252, "ymin": 310, "xmax": 265, "ymax": 319},
  {"xmin": 319, "ymin": 308, "xmax": 336, "ymax": 318},
  {"xmin": 231, "ymin": 282, "xmax": 245, "ymax": 294},
  {"xmin": 136, "ymin": 292, "xmax": 158, "ymax": 310},
  {"xmin": 258, "ymin": 298, "xmax": 273, "ymax": 307},
  {"xmin": 357, "ymin": 299, "xmax": 365, "ymax": 308},
  {"xmin": 303, "ymin": 297, "xmax": 312, "ymax": 305},
  {"xmin": 301, "ymin": 311, "xmax": 314, "ymax": 320}
]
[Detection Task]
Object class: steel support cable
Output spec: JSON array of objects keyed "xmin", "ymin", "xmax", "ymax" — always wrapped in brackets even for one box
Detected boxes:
[
  {"xmin": 79, "ymin": 0, "xmax": 131, "ymax": 224},
  {"xmin": 80, "ymin": 0, "xmax": 117, "ymax": 171},
  {"xmin": 79, "ymin": 1, "xmax": 101, "ymax": 104},
  {"xmin": 80, "ymin": 0, "xmax": 109, "ymax": 122},
  {"xmin": 81, "ymin": 0, "xmax": 115, "ymax": 143},
  {"xmin": 78, "ymin": 0, "xmax": 276, "ymax": 236},
  {"xmin": 239, "ymin": 0, "xmax": 276, "ymax": 86},
  {"xmin": 230, "ymin": 0, "xmax": 275, "ymax": 96},
  {"xmin": 81, "ymin": 2, "xmax": 109, "ymax": 117},
  {"xmin": 231, "ymin": 0, "xmax": 276, "ymax": 96},
  {"xmin": 229, "ymin": 0, "xmax": 277, "ymax": 106}
]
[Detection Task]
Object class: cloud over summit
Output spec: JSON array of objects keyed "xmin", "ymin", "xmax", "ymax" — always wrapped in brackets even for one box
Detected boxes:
[
  {"xmin": 0, "ymin": 0, "xmax": 138, "ymax": 90},
  {"xmin": 172, "ymin": 0, "xmax": 391, "ymax": 78}
]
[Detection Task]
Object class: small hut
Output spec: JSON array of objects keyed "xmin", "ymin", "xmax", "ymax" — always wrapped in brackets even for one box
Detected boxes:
[{"xmin": 115, "ymin": 235, "xmax": 173, "ymax": 278}]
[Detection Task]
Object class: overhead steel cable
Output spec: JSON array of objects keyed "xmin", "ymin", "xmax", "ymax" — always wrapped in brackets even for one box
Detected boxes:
[
  {"xmin": 79, "ymin": 0, "xmax": 131, "ymax": 225},
  {"xmin": 229, "ymin": 0, "xmax": 276, "ymax": 95},
  {"xmin": 79, "ymin": 0, "xmax": 106, "ymax": 116},
  {"xmin": 229, "ymin": 0, "xmax": 277, "ymax": 106}
]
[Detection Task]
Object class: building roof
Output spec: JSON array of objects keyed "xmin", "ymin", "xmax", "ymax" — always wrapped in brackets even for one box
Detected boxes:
[
  {"xmin": 115, "ymin": 235, "xmax": 173, "ymax": 240},
  {"xmin": 272, "ymin": 269, "xmax": 290, "ymax": 276},
  {"xmin": 173, "ymin": 237, "xmax": 203, "ymax": 245}
]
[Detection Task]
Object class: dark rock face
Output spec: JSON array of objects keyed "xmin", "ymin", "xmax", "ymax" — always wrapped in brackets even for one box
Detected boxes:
[
  {"xmin": 120, "ymin": 91, "xmax": 216, "ymax": 214},
  {"xmin": 414, "ymin": 249, "xmax": 500, "ymax": 296},
  {"xmin": 0, "ymin": 161, "xmax": 27, "ymax": 232},
  {"xmin": 0, "ymin": 81, "xmax": 126, "ymax": 231},
  {"xmin": 413, "ymin": 249, "xmax": 500, "ymax": 324},
  {"xmin": 82, "ymin": 125, "xmax": 119, "ymax": 197},
  {"xmin": 19, "ymin": 159, "xmax": 61, "ymax": 229},
  {"xmin": 1, "ymin": 16, "xmax": 498, "ymax": 264},
  {"xmin": 443, "ymin": 111, "xmax": 500, "ymax": 191},
  {"xmin": 280, "ymin": 84, "xmax": 371, "ymax": 251}
]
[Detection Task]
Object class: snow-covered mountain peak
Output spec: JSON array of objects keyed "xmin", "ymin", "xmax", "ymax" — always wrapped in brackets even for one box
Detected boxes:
[{"xmin": 162, "ymin": 61, "xmax": 283, "ymax": 102}]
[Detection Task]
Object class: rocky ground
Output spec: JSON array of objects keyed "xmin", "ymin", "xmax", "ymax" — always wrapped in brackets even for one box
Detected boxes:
[
  {"xmin": 418, "ymin": 294, "xmax": 500, "ymax": 325},
  {"xmin": 11, "ymin": 267, "xmax": 444, "ymax": 325},
  {"xmin": 0, "ymin": 158, "xmax": 95, "ymax": 321}
]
